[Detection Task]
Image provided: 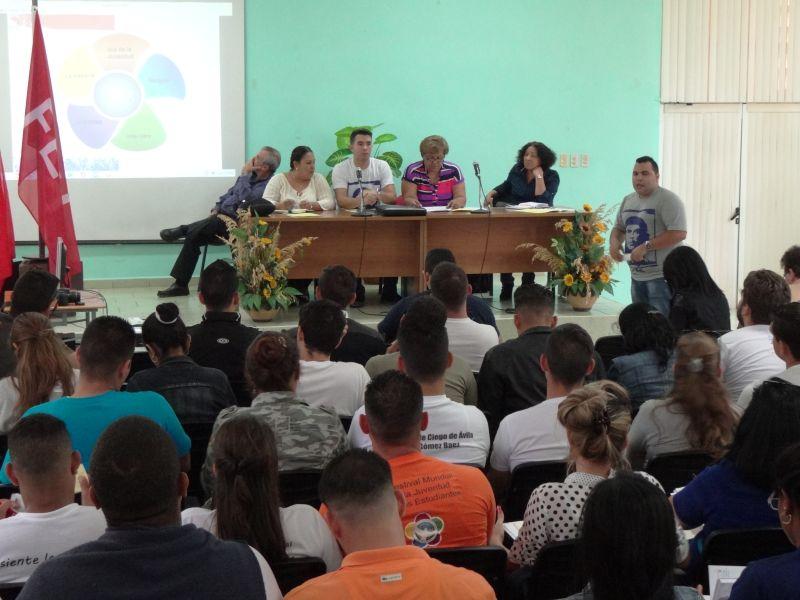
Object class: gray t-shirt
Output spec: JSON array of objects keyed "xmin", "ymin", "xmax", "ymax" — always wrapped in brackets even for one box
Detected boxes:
[
  {"xmin": 626, "ymin": 398, "xmax": 696, "ymax": 470},
  {"xmin": 614, "ymin": 186, "xmax": 687, "ymax": 281}
]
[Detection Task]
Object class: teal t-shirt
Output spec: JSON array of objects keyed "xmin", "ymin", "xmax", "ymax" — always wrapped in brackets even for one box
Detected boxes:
[{"xmin": 0, "ymin": 390, "xmax": 191, "ymax": 484}]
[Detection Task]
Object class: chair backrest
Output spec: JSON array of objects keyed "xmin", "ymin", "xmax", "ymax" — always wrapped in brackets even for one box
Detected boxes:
[
  {"xmin": 645, "ymin": 451, "xmax": 714, "ymax": 495},
  {"xmin": 181, "ymin": 421, "xmax": 215, "ymax": 505},
  {"xmin": 505, "ymin": 539, "xmax": 583, "ymax": 600},
  {"xmin": 504, "ymin": 461, "xmax": 568, "ymax": 521},
  {"xmin": 426, "ymin": 546, "xmax": 507, "ymax": 598},
  {"xmin": 339, "ymin": 416, "xmax": 352, "ymax": 434},
  {"xmin": 702, "ymin": 527, "xmax": 794, "ymax": 590},
  {"xmin": 0, "ymin": 583, "xmax": 25, "ymax": 600},
  {"xmin": 0, "ymin": 435, "xmax": 7, "ymax": 460},
  {"xmin": 594, "ymin": 335, "xmax": 627, "ymax": 372},
  {"xmin": 0, "ymin": 484, "xmax": 19, "ymax": 500},
  {"xmin": 279, "ymin": 470, "xmax": 323, "ymax": 508},
  {"xmin": 271, "ymin": 556, "xmax": 327, "ymax": 595}
]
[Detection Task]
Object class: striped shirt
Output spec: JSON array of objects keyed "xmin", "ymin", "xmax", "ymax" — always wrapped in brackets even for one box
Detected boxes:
[{"xmin": 402, "ymin": 160, "xmax": 464, "ymax": 206}]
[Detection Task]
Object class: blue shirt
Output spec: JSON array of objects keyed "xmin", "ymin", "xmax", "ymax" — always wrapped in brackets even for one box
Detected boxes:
[
  {"xmin": 729, "ymin": 547, "xmax": 800, "ymax": 600},
  {"xmin": 492, "ymin": 165, "xmax": 559, "ymax": 206},
  {"xmin": 0, "ymin": 391, "xmax": 191, "ymax": 483},
  {"xmin": 215, "ymin": 173, "xmax": 271, "ymax": 216},
  {"xmin": 608, "ymin": 350, "xmax": 675, "ymax": 411}
]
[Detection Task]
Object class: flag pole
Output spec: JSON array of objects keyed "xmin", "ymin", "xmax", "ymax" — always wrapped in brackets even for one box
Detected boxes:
[{"xmin": 31, "ymin": 0, "xmax": 44, "ymax": 260}]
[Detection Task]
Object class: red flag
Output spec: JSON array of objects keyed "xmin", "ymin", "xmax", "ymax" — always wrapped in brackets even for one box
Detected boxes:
[
  {"xmin": 18, "ymin": 11, "xmax": 82, "ymax": 286},
  {"xmin": 0, "ymin": 153, "xmax": 14, "ymax": 290}
]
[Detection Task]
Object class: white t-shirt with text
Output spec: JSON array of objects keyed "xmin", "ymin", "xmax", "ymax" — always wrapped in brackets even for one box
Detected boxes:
[
  {"xmin": 331, "ymin": 157, "xmax": 393, "ymax": 199},
  {"xmin": 296, "ymin": 360, "xmax": 370, "ymax": 417},
  {"xmin": 445, "ymin": 317, "xmax": 499, "ymax": 372}
]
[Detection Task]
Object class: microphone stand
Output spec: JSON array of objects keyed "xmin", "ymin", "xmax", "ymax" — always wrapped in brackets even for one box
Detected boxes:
[
  {"xmin": 471, "ymin": 162, "xmax": 490, "ymax": 214},
  {"xmin": 352, "ymin": 168, "xmax": 374, "ymax": 217}
]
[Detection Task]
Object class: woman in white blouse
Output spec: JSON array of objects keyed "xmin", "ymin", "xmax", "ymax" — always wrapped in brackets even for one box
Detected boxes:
[{"xmin": 262, "ymin": 146, "xmax": 336, "ymax": 211}]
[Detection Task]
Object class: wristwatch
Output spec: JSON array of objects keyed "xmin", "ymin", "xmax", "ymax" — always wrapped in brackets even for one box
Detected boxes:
[{"xmin": 644, "ymin": 240, "xmax": 653, "ymax": 251}]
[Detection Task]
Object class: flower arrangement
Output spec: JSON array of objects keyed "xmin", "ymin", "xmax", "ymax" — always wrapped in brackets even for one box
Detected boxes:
[
  {"xmin": 218, "ymin": 210, "xmax": 316, "ymax": 312},
  {"xmin": 519, "ymin": 203, "xmax": 617, "ymax": 298}
]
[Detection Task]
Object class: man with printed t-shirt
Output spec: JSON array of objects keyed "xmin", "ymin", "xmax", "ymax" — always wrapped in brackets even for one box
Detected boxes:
[{"xmin": 610, "ymin": 156, "xmax": 687, "ymax": 316}]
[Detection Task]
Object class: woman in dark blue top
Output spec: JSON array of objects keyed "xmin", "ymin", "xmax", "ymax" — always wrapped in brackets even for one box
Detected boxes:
[{"xmin": 487, "ymin": 141, "xmax": 560, "ymax": 300}]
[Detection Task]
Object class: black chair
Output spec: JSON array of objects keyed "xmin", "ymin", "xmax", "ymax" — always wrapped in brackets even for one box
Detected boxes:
[
  {"xmin": 199, "ymin": 238, "xmax": 228, "ymax": 274},
  {"xmin": 503, "ymin": 461, "xmax": 568, "ymax": 521},
  {"xmin": 182, "ymin": 421, "xmax": 215, "ymax": 505},
  {"xmin": 0, "ymin": 435, "xmax": 6, "ymax": 460},
  {"xmin": 0, "ymin": 484, "xmax": 19, "ymax": 500},
  {"xmin": 702, "ymin": 528, "xmax": 794, "ymax": 590},
  {"xmin": 279, "ymin": 470, "xmax": 323, "ymax": 508},
  {"xmin": 645, "ymin": 451, "xmax": 714, "ymax": 494},
  {"xmin": 339, "ymin": 416, "xmax": 352, "ymax": 433},
  {"xmin": 0, "ymin": 583, "xmax": 24, "ymax": 600},
  {"xmin": 427, "ymin": 546, "xmax": 507, "ymax": 598},
  {"xmin": 506, "ymin": 539, "xmax": 583, "ymax": 600},
  {"xmin": 594, "ymin": 335, "xmax": 627, "ymax": 372},
  {"xmin": 271, "ymin": 556, "xmax": 326, "ymax": 595}
]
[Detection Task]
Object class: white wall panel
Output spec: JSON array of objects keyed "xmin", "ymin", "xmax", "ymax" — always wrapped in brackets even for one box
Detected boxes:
[
  {"xmin": 747, "ymin": 0, "xmax": 792, "ymax": 102},
  {"xmin": 662, "ymin": 0, "xmax": 710, "ymax": 102},
  {"xmin": 708, "ymin": 0, "xmax": 749, "ymax": 101}
]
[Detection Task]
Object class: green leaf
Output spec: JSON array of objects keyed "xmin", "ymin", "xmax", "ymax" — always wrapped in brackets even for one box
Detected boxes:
[
  {"xmin": 283, "ymin": 286, "xmax": 301, "ymax": 296},
  {"xmin": 334, "ymin": 126, "xmax": 355, "ymax": 137},
  {"xmin": 253, "ymin": 294, "xmax": 262, "ymax": 310},
  {"xmin": 378, "ymin": 151, "xmax": 402, "ymax": 170},
  {"xmin": 325, "ymin": 148, "xmax": 351, "ymax": 167},
  {"xmin": 373, "ymin": 133, "xmax": 397, "ymax": 144},
  {"xmin": 326, "ymin": 170, "xmax": 333, "ymax": 186},
  {"xmin": 390, "ymin": 167, "xmax": 401, "ymax": 178},
  {"xmin": 237, "ymin": 281, "xmax": 247, "ymax": 296},
  {"xmin": 336, "ymin": 134, "xmax": 351, "ymax": 150}
]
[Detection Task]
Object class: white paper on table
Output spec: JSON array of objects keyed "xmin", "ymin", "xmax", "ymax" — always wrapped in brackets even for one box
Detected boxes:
[
  {"xmin": 504, "ymin": 201, "xmax": 551, "ymax": 209},
  {"xmin": 503, "ymin": 520, "xmax": 523, "ymax": 540},
  {"xmin": 708, "ymin": 566, "xmax": 746, "ymax": 598},
  {"xmin": 424, "ymin": 206, "xmax": 450, "ymax": 213}
]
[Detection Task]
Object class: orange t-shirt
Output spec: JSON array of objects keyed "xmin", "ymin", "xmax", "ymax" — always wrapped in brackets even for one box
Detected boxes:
[
  {"xmin": 285, "ymin": 545, "xmax": 495, "ymax": 600},
  {"xmin": 390, "ymin": 452, "xmax": 496, "ymax": 549}
]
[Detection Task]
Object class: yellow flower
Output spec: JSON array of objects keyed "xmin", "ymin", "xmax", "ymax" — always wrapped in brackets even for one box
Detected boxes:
[
  {"xmin": 262, "ymin": 287, "xmax": 272, "ymax": 298},
  {"xmin": 595, "ymin": 222, "xmax": 607, "ymax": 232},
  {"xmin": 260, "ymin": 237, "xmax": 272, "ymax": 245},
  {"xmin": 275, "ymin": 249, "xmax": 282, "ymax": 259},
  {"xmin": 269, "ymin": 279, "xmax": 277, "ymax": 289},
  {"xmin": 600, "ymin": 272, "xmax": 610, "ymax": 283},
  {"xmin": 592, "ymin": 234, "xmax": 605, "ymax": 245},
  {"xmin": 583, "ymin": 203, "xmax": 592, "ymax": 212},
  {"xmin": 581, "ymin": 273, "xmax": 592, "ymax": 284},
  {"xmin": 258, "ymin": 219, "xmax": 267, "ymax": 226},
  {"xmin": 562, "ymin": 221, "xmax": 573, "ymax": 233},
  {"xmin": 563, "ymin": 274, "xmax": 575, "ymax": 287}
]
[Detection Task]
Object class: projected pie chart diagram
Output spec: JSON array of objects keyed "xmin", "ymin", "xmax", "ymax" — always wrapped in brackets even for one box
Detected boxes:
[{"xmin": 60, "ymin": 33, "xmax": 185, "ymax": 151}]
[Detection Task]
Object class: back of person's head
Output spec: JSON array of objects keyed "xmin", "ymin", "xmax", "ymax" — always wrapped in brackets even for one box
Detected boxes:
[
  {"xmin": 10, "ymin": 270, "xmax": 59, "ymax": 317},
  {"xmin": 397, "ymin": 296, "xmax": 448, "ymax": 384},
  {"xmin": 297, "ymin": 299, "xmax": 346, "ymax": 355},
  {"xmin": 578, "ymin": 473, "xmax": 677, "ymax": 600},
  {"xmin": 424, "ymin": 248, "xmax": 456, "ymax": 275},
  {"xmin": 7, "ymin": 414, "xmax": 73, "ymax": 484},
  {"xmin": 365, "ymin": 370, "xmax": 423, "ymax": 445},
  {"xmin": 318, "ymin": 265, "xmax": 357, "ymax": 309},
  {"xmin": 543, "ymin": 323, "xmax": 594, "ymax": 386},
  {"xmin": 514, "ymin": 284, "xmax": 554, "ymax": 322},
  {"xmin": 429, "ymin": 262, "xmax": 467, "ymax": 311},
  {"xmin": 771, "ymin": 302, "xmax": 800, "ymax": 360},
  {"xmin": 198, "ymin": 260, "xmax": 238, "ymax": 311},
  {"xmin": 618, "ymin": 302, "xmax": 676, "ymax": 367},
  {"xmin": 775, "ymin": 442, "xmax": 800, "ymax": 513},
  {"xmin": 727, "ymin": 380, "xmax": 800, "ymax": 490},
  {"xmin": 89, "ymin": 416, "xmax": 181, "ymax": 527},
  {"xmin": 781, "ymin": 245, "xmax": 800, "ymax": 279},
  {"xmin": 212, "ymin": 416, "xmax": 287, "ymax": 563},
  {"xmin": 78, "ymin": 316, "xmax": 135, "ymax": 381},
  {"xmin": 558, "ymin": 384, "xmax": 631, "ymax": 471},
  {"xmin": 583, "ymin": 379, "xmax": 632, "ymax": 415},
  {"xmin": 142, "ymin": 303, "xmax": 188, "ymax": 360},
  {"xmin": 741, "ymin": 269, "xmax": 791, "ymax": 325},
  {"xmin": 245, "ymin": 332, "xmax": 299, "ymax": 394},
  {"xmin": 669, "ymin": 332, "xmax": 736, "ymax": 457},
  {"xmin": 10, "ymin": 312, "xmax": 75, "ymax": 415},
  {"xmin": 662, "ymin": 245, "xmax": 724, "ymax": 298},
  {"xmin": 319, "ymin": 449, "xmax": 395, "ymax": 523}
]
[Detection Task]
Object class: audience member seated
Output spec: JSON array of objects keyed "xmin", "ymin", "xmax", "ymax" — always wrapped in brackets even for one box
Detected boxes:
[
  {"xmin": 349, "ymin": 297, "xmax": 490, "ymax": 466},
  {"xmin": 672, "ymin": 380, "xmax": 800, "ymax": 574},
  {"xmin": 478, "ymin": 284, "xmax": 607, "ymax": 435},
  {"xmin": 781, "ymin": 245, "xmax": 800, "ymax": 302},
  {"xmin": 663, "ymin": 245, "xmax": 731, "ymax": 332},
  {"xmin": 263, "ymin": 146, "xmax": 335, "ymax": 212},
  {"xmin": 0, "ymin": 313, "xmax": 78, "ymax": 434},
  {"xmin": 294, "ymin": 300, "xmax": 370, "ymax": 417},
  {"xmin": 738, "ymin": 301, "xmax": 800, "ymax": 411},
  {"xmin": 378, "ymin": 248, "xmax": 497, "ymax": 343},
  {"xmin": 0, "ymin": 415, "xmax": 106, "ymax": 584},
  {"xmin": 0, "ymin": 269, "xmax": 63, "ymax": 379},
  {"xmin": 559, "ymin": 473, "xmax": 702, "ymax": 600},
  {"xmin": 18, "ymin": 416, "xmax": 282, "ymax": 599},
  {"xmin": 488, "ymin": 323, "xmax": 596, "ymax": 495},
  {"xmin": 719, "ymin": 269, "xmax": 790, "ymax": 400},
  {"xmin": 401, "ymin": 135, "xmax": 467, "ymax": 209},
  {"xmin": 729, "ymin": 442, "xmax": 800, "ymax": 600},
  {"xmin": 510, "ymin": 382, "xmax": 686, "ymax": 567},
  {"xmin": 430, "ymin": 262, "xmax": 499, "ymax": 371},
  {"xmin": 126, "ymin": 303, "xmax": 236, "ymax": 424},
  {"xmin": 188, "ymin": 260, "xmax": 260, "ymax": 406},
  {"xmin": 286, "ymin": 449, "xmax": 495, "ymax": 599},
  {"xmin": 201, "ymin": 332, "xmax": 345, "ymax": 494},
  {"xmin": 184, "ymin": 416, "xmax": 341, "ymax": 571},
  {"xmin": 0, "ymin": 316, "xmax": 190, "ymax": 484},
  {"xmin": 627, "ymin": 332, "xmax": 738, "ymax": 470},
  {"xmin": 608, "ymin": 302, "xmax": 676, "ymax": 411}
]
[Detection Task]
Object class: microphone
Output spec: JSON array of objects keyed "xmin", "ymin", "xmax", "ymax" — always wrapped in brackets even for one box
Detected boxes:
[
  {"xmin": 470, "ymin": 160, "xmax": 490, "ymax": 214},
  {"xmin": 352, "ymin": 167, "xmax": 373, "ymax": 217},
  {"xmin": 473, "ymin": 161, "xmax": 481, "ymax": 177},
  {"xmin": 356, "ymin": 168, "xmax": 363, "ymax": 181}
]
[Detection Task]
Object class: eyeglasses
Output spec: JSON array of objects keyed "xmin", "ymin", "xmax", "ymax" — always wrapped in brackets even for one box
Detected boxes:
[{"xmin": 767, "ymin": 491, "xmax": 780, "ymax": 511}]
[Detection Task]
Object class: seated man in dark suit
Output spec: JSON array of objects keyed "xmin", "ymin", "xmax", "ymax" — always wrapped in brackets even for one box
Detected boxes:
[{"xmin": 157, "ymin": 147, "xmax": 280, "ymax": 298}]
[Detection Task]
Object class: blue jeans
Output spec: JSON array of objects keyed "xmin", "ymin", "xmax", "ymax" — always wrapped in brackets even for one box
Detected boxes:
[{"xmin": 631, "ymin": 277, "xmax": 672, "ymax": 315}]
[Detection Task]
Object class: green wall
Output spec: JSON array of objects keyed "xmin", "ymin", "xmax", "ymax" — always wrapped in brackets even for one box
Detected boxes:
[{"xmin": 31, "ymin": 0, "xmax": 664, "ymax": 302}]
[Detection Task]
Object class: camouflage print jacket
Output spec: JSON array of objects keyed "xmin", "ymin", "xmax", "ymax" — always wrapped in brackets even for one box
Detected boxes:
[{"xmin": 201, "ymin": 391, "xmax": 347, "ymax": 495}]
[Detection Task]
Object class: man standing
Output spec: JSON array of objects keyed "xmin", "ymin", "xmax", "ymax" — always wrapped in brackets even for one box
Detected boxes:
[
  {"xmin": 610, "ymin": 156, "xmax": 687, "ymax": 315},
  {"xmin": 157, "ymin": 147, "xmax": 281, "ymax": 298}
]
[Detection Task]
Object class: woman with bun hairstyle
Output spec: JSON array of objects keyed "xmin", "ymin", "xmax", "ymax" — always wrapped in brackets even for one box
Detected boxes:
[
  {"xmin": 183, "ymin": 415, "xmax": 341, "ymax": 571},
  {"xmin": 126, "ymin": 302, "xmax": 236, "ymax": 424},
  {"xmin": 627, "ymin": 332, "xmax": 738, "ymax": 470},
  {"xmin": 509, "ymin": 381, "xmax": 687, "ymax": 567},
  {"xmin": 0, "ymin": 312, "xmax": 77, "ymax": 433}
]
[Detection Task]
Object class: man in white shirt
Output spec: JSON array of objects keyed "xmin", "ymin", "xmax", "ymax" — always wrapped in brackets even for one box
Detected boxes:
[
  {"xmin": 738, "ymin": 301, "xmax": 800, "ymax": 411},
  {"xmin": 349, "ymin": 296, "xmax": 490, "ymax": 466},
  {"xmin": 0, "ymin": 414, "xmax": 106, "ymax": 584},
  {"xmin": 296, "ymin": 300, "xmax": 370, "ymax": 417},
  {"xmin": 430, "ymin": 262, "xmax": 499, "ymax": 371},
  {"xmin": 487, "ymin": 323, "xmax": 596, "ymax": 497},
  {"xmin": 720, "ymin": 269, "xmax": 790, "ymax": 400}
]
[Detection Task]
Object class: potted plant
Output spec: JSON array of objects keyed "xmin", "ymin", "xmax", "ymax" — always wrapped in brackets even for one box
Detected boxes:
[
  {"xmin": 218, "ymin": 210, "xmax": 315, "ymax": 321},
  {"xmin": 519, "ymin": 203, "xmax": 617, "ymax": 311},
  {"xmin": 324, "ymin": 123, "xmax": 404, "ymax": 184}
]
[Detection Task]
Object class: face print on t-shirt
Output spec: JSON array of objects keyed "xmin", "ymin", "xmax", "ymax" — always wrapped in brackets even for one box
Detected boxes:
[{"xmin": 623, "ymin": 208, "xmax": 657, "ymax": 269}]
